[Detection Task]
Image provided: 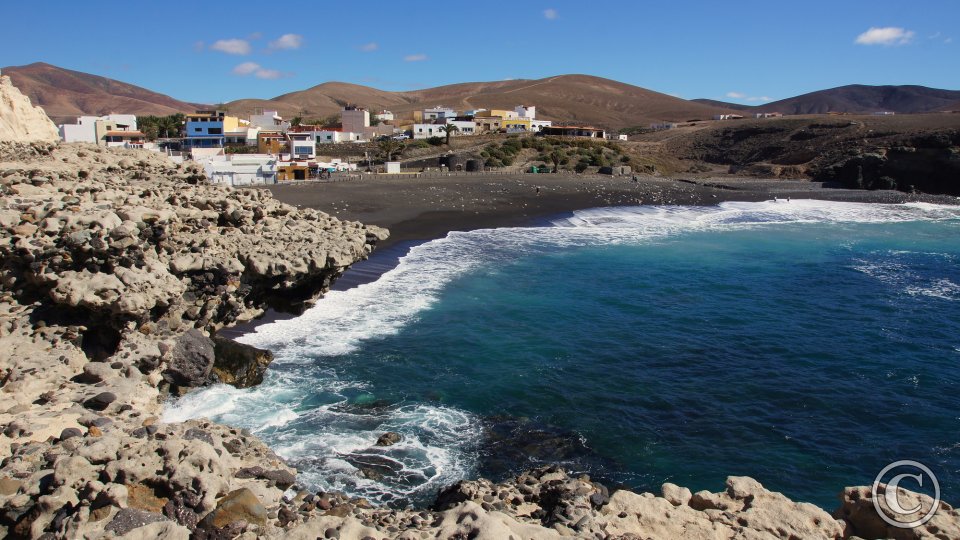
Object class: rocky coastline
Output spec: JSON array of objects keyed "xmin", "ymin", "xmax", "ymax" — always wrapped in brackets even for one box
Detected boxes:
[
  {"xmin": 0, "ymin": 141, "xmax": 957, "ymax": 539},
  {"xmin": 1, "ymin": 62, "xmax": 959, "ymax": 539}
]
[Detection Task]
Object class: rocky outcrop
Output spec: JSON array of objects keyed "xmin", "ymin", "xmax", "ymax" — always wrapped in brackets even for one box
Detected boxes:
[
  {"xmin": 1, "ymin": 142, "xmax": 957, "ymax": 539},
  {"xmin": 0, "ymin": 75, "xmax": 59, "ymax": 143}
]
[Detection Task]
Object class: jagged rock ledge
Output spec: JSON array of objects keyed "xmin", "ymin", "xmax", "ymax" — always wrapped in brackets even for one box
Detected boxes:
[{"xmin": 0, "ymin": 142, "xmax": 957, "ymax": 539}]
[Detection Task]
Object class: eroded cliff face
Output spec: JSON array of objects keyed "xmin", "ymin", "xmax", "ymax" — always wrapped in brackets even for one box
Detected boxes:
[{"xmin": 0, "ymin": 75, "xmax": 59, "ymax": 143}]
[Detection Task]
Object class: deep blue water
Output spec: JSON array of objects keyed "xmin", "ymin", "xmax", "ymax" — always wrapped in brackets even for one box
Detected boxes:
[{"xmin": 166, "ymin": 200, "xmax": 960, "ymax": 509}]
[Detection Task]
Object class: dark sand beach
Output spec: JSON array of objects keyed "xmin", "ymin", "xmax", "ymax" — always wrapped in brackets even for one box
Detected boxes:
[{"xmin": 266, "ymin": 174, "xmax": 959, "ymax": 250}]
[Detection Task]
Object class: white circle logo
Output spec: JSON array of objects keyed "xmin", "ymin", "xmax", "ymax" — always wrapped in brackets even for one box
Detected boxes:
[{"xmin": 872, "ymin": 460, "xmax": 941, "ymax": 529}]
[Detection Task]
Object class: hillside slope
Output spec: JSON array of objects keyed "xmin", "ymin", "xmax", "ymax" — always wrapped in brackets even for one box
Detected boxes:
[
  {"xmin": 1, "ymin": 62, "xmax": 203, "ymax": 122},
  {"xmin": 226, "ymin": 75, "xmax": 737, "ymax": 129},
  {"xmin": 756, "ymin": 85, "xmax": 960, "ymax": 115}
]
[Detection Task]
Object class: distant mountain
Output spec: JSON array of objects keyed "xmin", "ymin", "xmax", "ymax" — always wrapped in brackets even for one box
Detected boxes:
[
  {"xmin": 226, "ymin": 75, "xmax": 738, "ymax": 129},
  {"xmin": 1, "ymin": 63, "xmax": 204, "ymax": 123},
  {"xmin": 756, "ymin": 85, "xmax": 960, "ymax": 115},
  {"xmin": 690, "ymin": 99, "xmax": 753, "ymax": 112}
]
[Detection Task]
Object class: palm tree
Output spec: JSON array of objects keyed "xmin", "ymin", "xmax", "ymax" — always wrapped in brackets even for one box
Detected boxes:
[
  {"xmin": 378, "ymin": 138, "xmax": 405, "ymax": 162},
  {"xmin": 439, "ymin": 124, "xmax": 460, "ymax": 145},
  {"xmin": 549, "ymin": 149, "xmax": 565, "ymax": 173}
]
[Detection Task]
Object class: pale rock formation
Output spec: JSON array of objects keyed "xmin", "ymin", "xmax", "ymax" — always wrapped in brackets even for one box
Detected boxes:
[{"xmin": 0, "ymin": 76, "xmax": 59, "ymax": 142}]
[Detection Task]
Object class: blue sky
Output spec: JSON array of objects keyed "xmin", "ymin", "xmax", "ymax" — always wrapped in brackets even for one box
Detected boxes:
[{"xmin": 2, "ymin": 0, "xmax": 957, "ymax": 104}]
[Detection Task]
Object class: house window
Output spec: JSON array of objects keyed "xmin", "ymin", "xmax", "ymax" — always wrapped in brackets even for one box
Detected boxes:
[
  {"xmin": 208, "ymin": 128, "xmax": 222, "ymax": 135},
  {"xmin": 194, "ymin": 128, "xmax": 202, "ymax": 132}
]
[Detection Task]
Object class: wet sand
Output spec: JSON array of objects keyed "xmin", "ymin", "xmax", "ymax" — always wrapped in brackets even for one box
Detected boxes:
[{"xmin": 266, "ymin": 174, "xmax": 958, "ymax": 250}]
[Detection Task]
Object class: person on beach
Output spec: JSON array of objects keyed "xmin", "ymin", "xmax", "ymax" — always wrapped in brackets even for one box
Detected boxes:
[{"xmin": 536, "ymin": 186, "xmax": 541, "ymax": 196}]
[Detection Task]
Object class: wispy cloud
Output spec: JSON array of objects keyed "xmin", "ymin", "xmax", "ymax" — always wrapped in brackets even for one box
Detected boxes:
[
  {"xmin": 359, "ymin": 42, "xmax": 379, "ymax": 52},
  {"xmin": 946, "ymin": 37, "xmax": 954, "ymax": 44},
  {"xmin": 232, "ymin": 62, "xmax": 260, "ymax": 75},
  {"xmin": 248, "ymin": 31, "xmax": 263, "ymax": 40},
  {"xmin": 268, "ymin": 33, "xmax": 303, "ymax": 51},
  {"xmin": 544, "ymin": 8, "xmax": 559, "ymax": 20},
  {"xmin": 855, "ymin": 27, "xmax": 915, "ymax": 46},
  {"xmin": 232, "ymin": 62, "xmax": 290, "ymax": 79},
  {"xmin": 211, "ymin": 38, "xmax": 252, "ymax": 55},
  {"xmin": 726, "ymin": 91, "xmax": 772, "ymax": 102},
  {"xmin": 404, "ymin": 53, "xmax": 428, "ymax": 62},
  {"xmin": 193, "ymin": 41, "xmax": 205, "ymax": 52}
]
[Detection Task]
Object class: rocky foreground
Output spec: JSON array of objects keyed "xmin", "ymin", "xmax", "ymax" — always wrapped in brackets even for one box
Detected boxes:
[{"xmin": 0, "ymin": 142, "xmax": 957, "ymax": 539}]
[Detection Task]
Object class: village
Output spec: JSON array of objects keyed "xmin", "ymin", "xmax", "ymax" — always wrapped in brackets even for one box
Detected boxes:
[{"xmin": 55, "ymin": 102, "xmax": 644, "ymax": 185}]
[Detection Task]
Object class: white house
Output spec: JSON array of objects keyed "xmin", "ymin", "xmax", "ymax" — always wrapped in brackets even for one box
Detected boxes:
[
  {"xmin": 443, "ymin": 119, "xmax": 478, "ymax": 136},
  {"xmin": 287, "ymin": 132, "xmax": 316, "ymax": 159},
  {"xmin": 59, "ymin": 114, "xmax": 139, "ymax": 145},
  {"xmin": 312, "ymin": 130, "xmax": 366, "ymax": 144},
  {"xmin": 464, "ymin": 108, "xmax": 487, "ymax": 117},
  {"xmin": 422, "ymin": 106, "xmax": 457, "ymax": 120},
  {"xmin": 650, "ymin": 122, "xmax": 677, "ymax": 131},
  {"xmin": 374, "ymin": 110, "xmax": 394, "ymax": 122},
  {"xmin": 713, "ymin": 114, "xmax": 744, "ymax": 120},
  {"xmin": 248, "ymin": 110, "xmax": 290, "ymax": 132},
  {"xmin": 202, "ymin": 154, "xmax": 278, "ymax": 186},
  {"xmin": 515, "ymin": 105, "xmax": 536, "ymax": 119},
  {"xmin": 530, "ymin": 119, "xmax": 553, "ymax": 131},
  {"xmin": 754, "ymin": 112, "xmax": 783, "ymax": 119},
  {"xmin": 412, "ymin": 123, "xmax": 452, "ymax": 139}
]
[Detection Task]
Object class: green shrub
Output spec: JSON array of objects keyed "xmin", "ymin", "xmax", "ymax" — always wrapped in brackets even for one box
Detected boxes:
[
  {"xmin": 574, "ymin": 161, "xmax": 589, "ymax": 173},
  {"xmin": 427, "ymin": 136, "xmax": 444, "ymax": 146}
]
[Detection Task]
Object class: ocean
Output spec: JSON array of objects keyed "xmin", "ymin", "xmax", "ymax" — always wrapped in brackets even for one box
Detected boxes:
[{"xmin": 164, "ymin": 199, "xmax": 960, "ymax": 510}]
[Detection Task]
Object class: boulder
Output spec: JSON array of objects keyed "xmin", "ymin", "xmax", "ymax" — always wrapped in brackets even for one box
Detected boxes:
[
  {"xmin": 211, "ymin": 336, "xmax": 273, "ymax": 388},
  {"xmin": 376, "ymin": 432, "xmax": 402, "ymax": 447},
  {"xmin": 199, "ymin": 488, "xmax": 267, "ymax": 529},
  {"xmin": 163, "ymin": 329, "xmax": 215, "ymax": 388}
]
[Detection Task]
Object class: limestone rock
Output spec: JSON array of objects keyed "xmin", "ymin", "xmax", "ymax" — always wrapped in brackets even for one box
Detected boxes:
[
  {"xmin": 199, "ymin": 487, "xmax": 267, "ymax": 529},
  {"xmin": 0, "ymin": 76, "xmax": 59, "ymax": 142}
]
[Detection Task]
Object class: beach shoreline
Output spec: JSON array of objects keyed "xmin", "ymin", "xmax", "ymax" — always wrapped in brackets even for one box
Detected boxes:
[{"xmin": 266, "ymin": 174, "xmax": 959, "ymax": 251}]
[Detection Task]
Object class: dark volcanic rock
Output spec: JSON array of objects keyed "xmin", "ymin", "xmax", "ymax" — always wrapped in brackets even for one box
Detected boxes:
[
  {"xmin": 82, "ymin": 392, "xmax": 117, "ymax": 411},
  {"xmin": 163, "ymin": 329, "xmax": 215, "ymax": 388},
  {"xmin": 211, "ymin": 336, "xmax": 273, "ymax": 388},
  {"xmin": 375, "ymin": 432, "xmax": 402, "ymax": 447},
  {"xmin": 104, "ymin": 508, "xmax": 169, "ymax": 535}
]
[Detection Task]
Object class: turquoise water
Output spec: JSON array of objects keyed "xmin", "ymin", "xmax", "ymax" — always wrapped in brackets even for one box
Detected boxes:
[{"xmin": 165, "ymin": 200, "xmax": 960, "ymax": 509}]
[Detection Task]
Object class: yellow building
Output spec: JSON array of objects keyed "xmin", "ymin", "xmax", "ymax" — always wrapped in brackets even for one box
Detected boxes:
[
  {"xmin": 503, "ymin": 118, "xmax": 532, "ymax": 132},
  {"xmin": 486, "ymin": 109, "xmax": 518, "ymax": 120}
]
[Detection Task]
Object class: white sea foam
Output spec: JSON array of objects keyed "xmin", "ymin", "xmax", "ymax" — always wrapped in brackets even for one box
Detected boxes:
[{"xmin": 164, "ymin": 199, "xmax": 959, "ymax": 504}]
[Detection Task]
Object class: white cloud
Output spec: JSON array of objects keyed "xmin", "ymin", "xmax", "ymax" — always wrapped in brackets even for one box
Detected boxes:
[
  {"xmin": 232, "ymin": 62, "xmax": 261, "ymax": 75},
  {"xmin": 254, "ymin": 69, "xmax": 284, "ymax": 80},
  {"xmin": 725, "ymin": 91, "xmax": 772, "ymax": 102},
  {"xmin": 210, "ymin": 38, "xmax": 251, "ymax": 55},
  {"xmin": 404, "ymin": 54, "xmax": 428, "ymax": 62},
  {"xmin": 232, "ymin": 62, "xmax": 289, "ymax": 79},
  {"xmin": 544, "ymin": 8, "xmax": 558, "ymax": 20},
  {"xmin": 360, "ymin": 42, "xmax": 379, "ymax": 52},
  {"xmin": 946, "ymin": 37, "xmax": 954, "ymax": 44},
  {"xmin": 268, "ymin": 33, "xmax": 303, "ymax": 50},
  {"xmin": 248, "ymin": 31, "xmax": 263, "ymax": 40},
  {"xmin": 855, "ymin": 27, "xmax": 915, "ymax": 46},
  {"xmin": 929, "ymin": 32, "xmax": 942, "ymax": 39}
]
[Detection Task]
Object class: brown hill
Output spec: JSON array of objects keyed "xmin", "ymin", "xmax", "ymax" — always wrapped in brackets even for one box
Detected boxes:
[
  {"xmin": 696, "ymin": 85, "xmax": 960, "ymax": 116},
  {"xmin": 1, "ymin": 62, "xmax": 204, "ymax": 123},
  {"xmin": 226, "ymin": 75, "xmax": 737, "ymax": 129}
]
